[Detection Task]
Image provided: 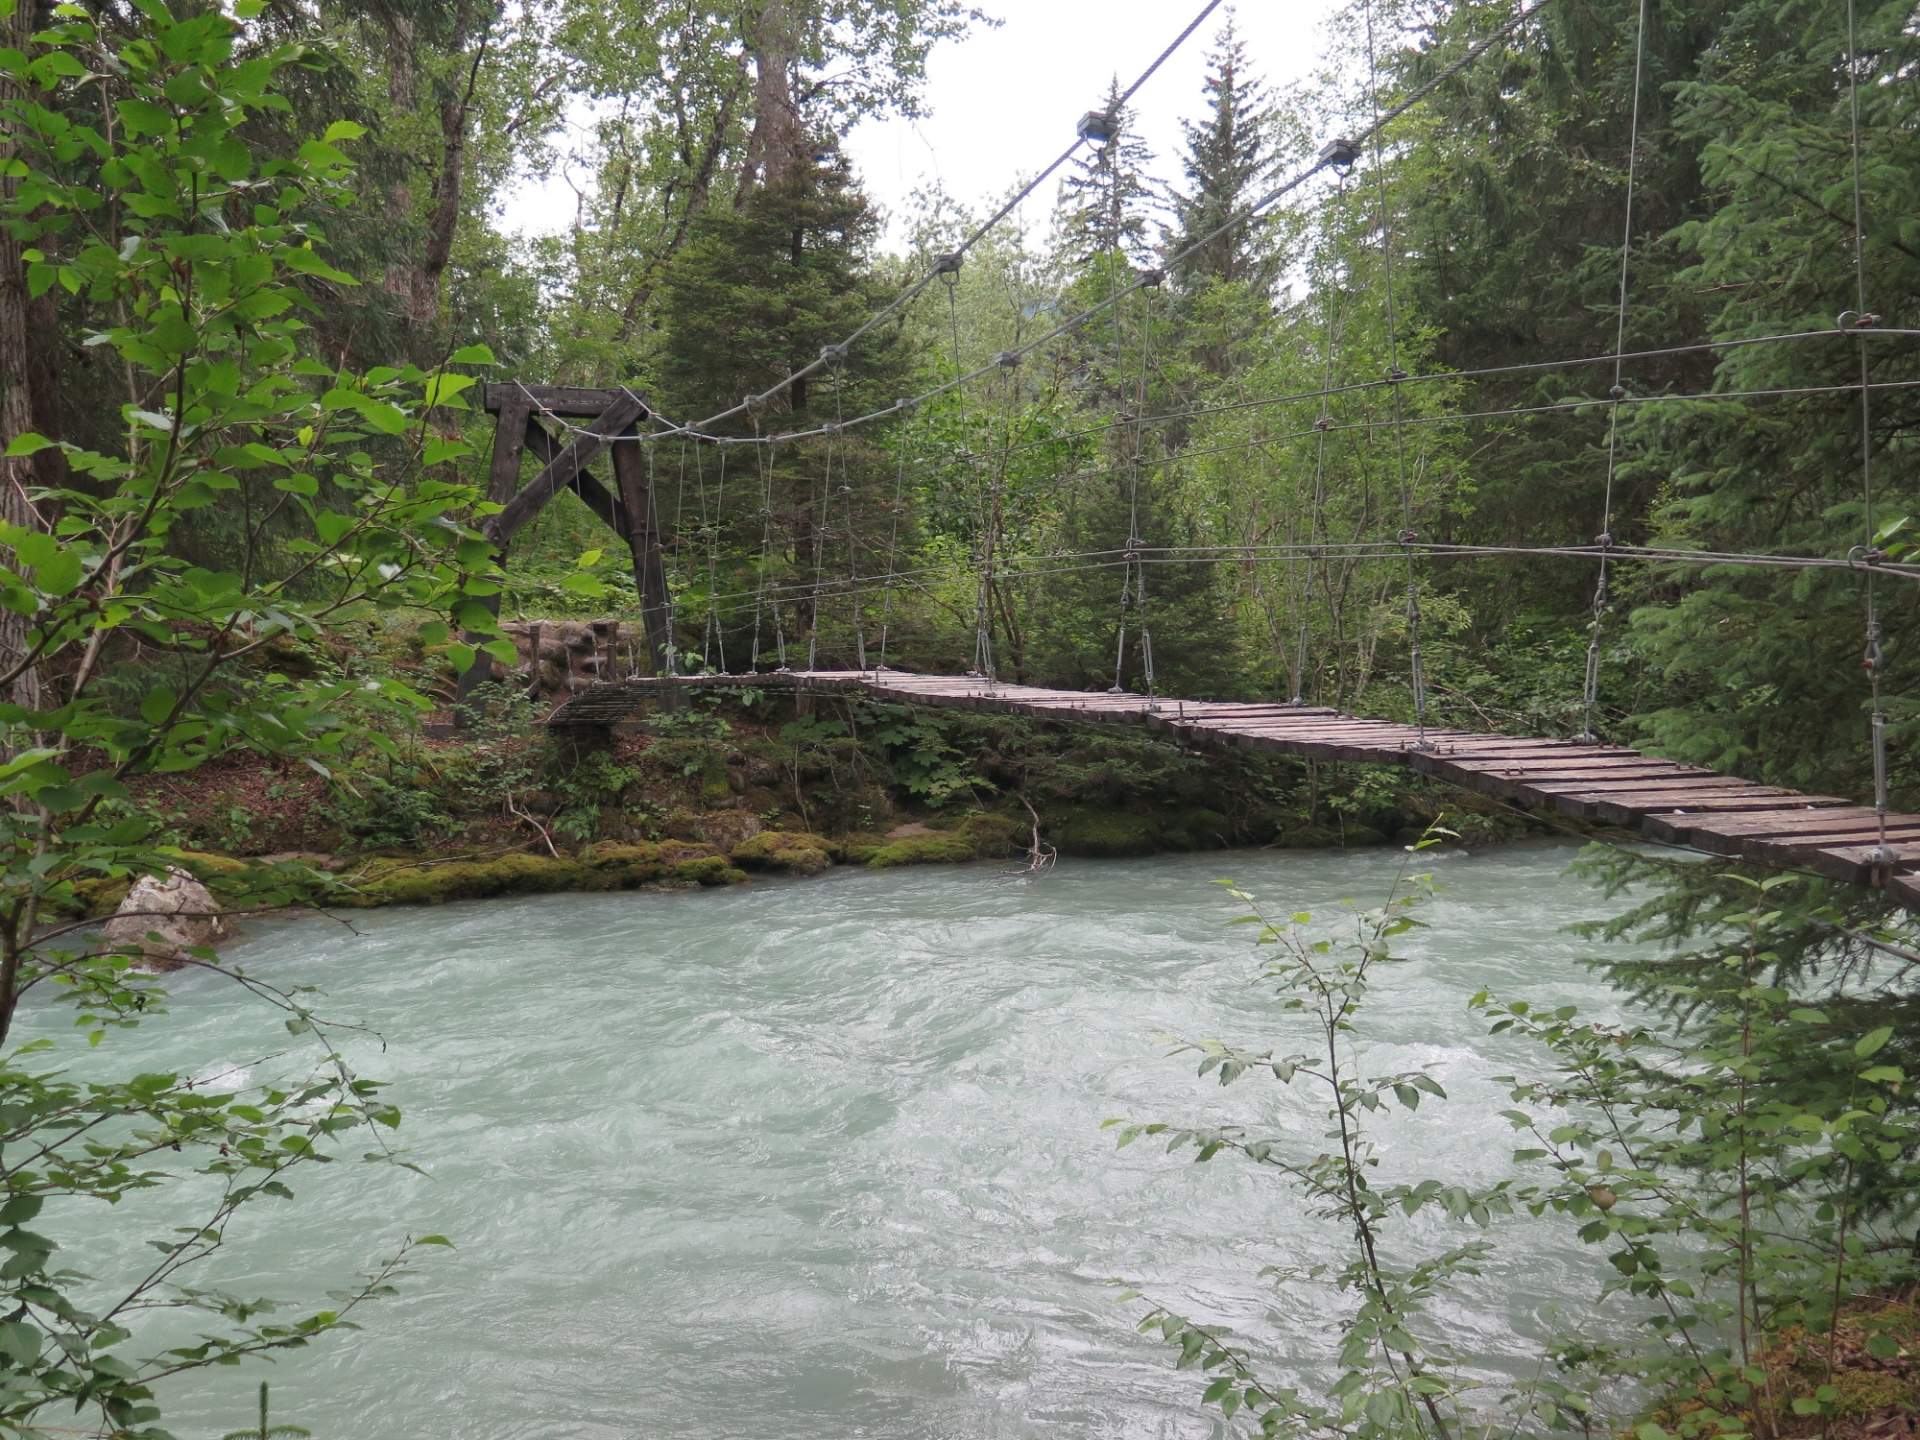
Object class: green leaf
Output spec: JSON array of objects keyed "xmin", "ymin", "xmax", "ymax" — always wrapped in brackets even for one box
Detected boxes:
[
  {"xmin": 0, "ymin": 1321, "xmax": 39, "ymax": 1367},
  {"xmin": 323, "ymin": 119, "xmax": 368, "ymax": 143},
  {"xmin": 1856, "ymin": 1026, "xmax": 1893, "ymax": 1059},
  {"xmin": 140, "ymin": 686, "xmax": 176, "ymax": 727},
  {"xmin": 3, "ymin": 433, "xmax": 51, "ymax": 457}
]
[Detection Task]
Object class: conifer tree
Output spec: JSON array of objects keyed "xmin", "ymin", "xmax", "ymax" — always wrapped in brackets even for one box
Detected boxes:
[
  {"xmin": 1167, "ymin": 13, "xmax": 1277, "ymax": 293},
  {"xmin": 1054, "ymin": 78, "xmax": 1165, "ymax": 268}
]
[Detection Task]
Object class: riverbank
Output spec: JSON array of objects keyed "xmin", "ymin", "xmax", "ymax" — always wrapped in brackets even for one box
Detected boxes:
[{"xmin": 75, "ymin": 685, "xmax": 1551, "ymax": 919}]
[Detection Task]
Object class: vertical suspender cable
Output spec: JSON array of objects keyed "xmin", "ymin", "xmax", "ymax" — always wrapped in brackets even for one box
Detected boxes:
[
  {"xmin": 692, "ymin": 440, "xmax": 714, "ymax": 669},
  {"xmin": 1843, "ymin": 0, "xmax": 1893, "ymax": 864},
  {"xmin": 807, "ymin": 356, "xmax": 844, "ymax": 672},
  {"xmin": 1363, "ymin": 0, "xmax": 1431, "ymax": 749},
  {"xmin": 1580, "ymin": 0, "xmax": 1650, "ymax": 741},
  {"xmin": 878, "ymin": 403, "xmax": 913, "ymax": 673},
  {"xmin": 845, "ymin": 401, "xmax": 867, "ymax": 672},
  {"xmin": 1296, "ymin": 206, "xmax": 1347, "ymax": 705},
  {"xmin": 750, "ymin": 417, "xmax": 790, "ymax": 671},
  {"xmin": 709, "ymin": 446, "xmax": 728, "ymax": 673},
  {"xmin": 942, "ymin": 265, "xmax": 995, "ymax": 679},
  {"xmin": 1132, "ymin": 281, "xmax": 1158, "ymax": 699},
  {"xmin": 651, "ymin": 442, "xmax": 678, "ymax": 676}
]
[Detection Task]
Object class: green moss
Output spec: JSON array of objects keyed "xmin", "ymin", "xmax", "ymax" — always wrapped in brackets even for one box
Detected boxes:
[
  {"xmin": 1827, "ymin": 1369, "xmax": 1916, "ymax": 1417},
  {"xmin": 1052, "ymin": 808, "xmax": 1159, "ymax": 858},
  {"xmin": 1157, "ymin": 807, "xmax": 1233, "ymax": 851},
  {"xmin": 730, "ymin": 831, "xmax": 833, "ymax": 875},
  {"xmin": 955, "ymin": 811, "xmax": 1022, "ymax": 853},
  {"xmin": 672, "ymin": 856, "xmax": 748, "ymax": 886},
  {"xmin": 865, "ymin": 832, "xmax": 977, "ymax": 868},
  {"xmin": 156, "ymin": 847, "xmax": 251, "ymax": 879},
  {"xmin": 347, "ymin": 843, "xmax": 743, "ymax": 906},
  {"xmin": 836, "ymin": 832, "xmax": 888, "ymax": 865}
]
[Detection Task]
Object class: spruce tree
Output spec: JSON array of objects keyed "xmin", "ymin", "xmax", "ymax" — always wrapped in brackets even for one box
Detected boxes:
[
  {"xmin": 1167, "ymin": 14, "xmax": 1277, "ymax": 293},
  {"xmin": 655, "ymin": 152, "xmax": 911, "ymax": 666},
  {"xmin": 1054, "ymin": 78, "xmax": 1165, "ymax": 268}
]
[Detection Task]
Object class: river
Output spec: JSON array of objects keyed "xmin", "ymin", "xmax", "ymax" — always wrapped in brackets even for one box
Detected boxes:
[{"xmin": 36, "ymin": 840, "xmax": 1639, "ymax": 1438}]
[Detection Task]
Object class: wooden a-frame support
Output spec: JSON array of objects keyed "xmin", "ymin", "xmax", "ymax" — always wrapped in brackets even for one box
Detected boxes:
[{"xmin": 452, "ymin": 384, "xmax": 674, "ymax": 720}]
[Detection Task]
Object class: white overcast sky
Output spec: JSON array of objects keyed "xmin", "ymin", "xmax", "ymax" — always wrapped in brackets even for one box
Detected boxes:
[{"xmin": 503, "ymin": 0, "xmax": 1341, "ymax": 247}]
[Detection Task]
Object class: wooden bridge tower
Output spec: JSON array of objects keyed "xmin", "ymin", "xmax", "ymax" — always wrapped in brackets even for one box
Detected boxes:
[{"xmin": 455, "ymin": 384, "xmax": 675, "ymax": 716}]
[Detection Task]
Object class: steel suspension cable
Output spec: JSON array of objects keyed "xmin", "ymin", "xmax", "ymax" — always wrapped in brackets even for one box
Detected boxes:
[
  {"xmin": 662, "ymin": 0, "xmax": 1226, "ymax": 440},
  {"xmin": 1579, "ymin": 0, "xmax": 1650, "ymax": 740}
]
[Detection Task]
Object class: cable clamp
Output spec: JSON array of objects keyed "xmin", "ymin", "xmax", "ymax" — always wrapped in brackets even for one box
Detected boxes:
[
  {"xmin": 1397, "ymin": 529, "xmax": 1418, "ymax": 546},
  {"xmin": 822, "ymin": 421, "xmax": 841, "ymax": 435},
  {"xmin": 932, "ymin": 251, "xmax": 963, "ymax": 276},
  {"xmin": 1139, "ymin": 266, "xmax": 1166, "ymax": 289},
  {"xmin": 894, "ymin": 396, "xmax": 916, "ymax": 414},
  {"xmin": 995, "ymin": 350, "xmax": 1022, "ymax": 370},
  {"xmin": 1847, "ymin": 544, "xmax": 1888, "ymax": 569},
  {"xmin": 1387, "ymin": 367, "xmax": 1408, "ymax": 383},
  {"xmin": 1838, "ymin": 310, "xmax": 1881, "ymax": 331},
  {"xmin": 819, "ymin": 344, "xmax": 848, "ymax": 366},
  {"xmin": 1864, "ymin": 621, "xmax": 1885, "ymax": 675},
  {"xmin": 1318, "ymin": 136, "xmax": 1359, "ymax": 173},
  {"xmin": 1595, "ymin": 531, "xmax": 1614, "ymax": 548},
  {"xmin": 1608, "ymin": 384, "xmax": 1626, "ymax": 402},
  {"xmin": 1077, "ymin": 109, "xmax": 1118, "ymax": 145},
  {"xmin": 1313, "ymin": 414, "xmax": 1331, "ymax": 432}
]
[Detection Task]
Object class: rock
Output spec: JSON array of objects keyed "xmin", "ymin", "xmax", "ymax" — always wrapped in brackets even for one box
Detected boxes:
[
  {"xmin": 885, "ymin": 822, "xmax": 936, "ymax": 839},
  {"xmin": 102, "ymin": 867, "xmax": 231, "ymax": 969}
]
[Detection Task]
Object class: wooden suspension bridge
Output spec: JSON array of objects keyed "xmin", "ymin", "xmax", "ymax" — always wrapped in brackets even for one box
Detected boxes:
[{"xmin": 545, "ymin": 668, "xmax": 1920, "ymax": 911}]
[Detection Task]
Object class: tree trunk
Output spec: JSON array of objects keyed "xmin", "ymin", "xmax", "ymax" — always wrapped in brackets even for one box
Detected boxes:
[
  {"xmin": 382, "ymin": 13, "xmax": 418, "ymax": 312},
  {"xmin": 0, "ymin": 1, "xmax": 49, "ymax": 728},
  {"xmin": 740, "ymin": 0, "xmax": 803, "ymax": 196}
]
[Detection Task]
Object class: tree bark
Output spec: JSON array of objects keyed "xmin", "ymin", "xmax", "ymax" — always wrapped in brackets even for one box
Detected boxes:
[
  {"xmin": 740, "ymin": 0, "xmax": 803, "ymax": 197},
  {"xmin": 0, "ymin": 1, "xmax": 50, "ymax": 725}
]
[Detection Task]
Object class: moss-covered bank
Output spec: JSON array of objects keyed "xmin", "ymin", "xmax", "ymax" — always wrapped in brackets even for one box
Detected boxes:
[{"xmin": 88, "ymin": 685, "xmax": 1546, "ymax": 918}]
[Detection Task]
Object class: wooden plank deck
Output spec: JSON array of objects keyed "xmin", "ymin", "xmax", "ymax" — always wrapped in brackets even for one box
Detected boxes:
[{"xmin": 549, "ymin": 669, "xmax": 1920, "ymax": 909}]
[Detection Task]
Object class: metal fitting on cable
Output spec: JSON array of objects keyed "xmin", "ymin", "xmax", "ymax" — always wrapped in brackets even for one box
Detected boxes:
[
  {"xmin": 1318, "ymin": 136, "xmax": 1359, "ymax": 173},
  {"xmin": 1397, "ymin": 528, "xmax": 1418, "ymax": 546},
  {"xmin": 1387, "ymin": 367, "xmax": 1408, "ymax": 383},
  {"xmin": 894, "ymin": 396, "xmax": 916, "ymax": 414},
  {"xmin": 1595, "ymin": 531, "xmax": 1614, "ymax": 547},
  {"xmin": 822, "ymin": 421, "xmax": 841, "ymax": 435},
  {"xmin": 1848, "ymin": 544, "xmax": 1888, "ymax": 569},
  {"xmin": 1838, "ymin": 309, "xmax": 1881, "ymax": 330},
  {"xmin": 1313, "ymin": 415, "xmax": 1331, "ymax": 432},
  {"xmin": 1139, "ymin": 266, "xmax": 1166, "ymax": 289},
  {"xmin": 820, "ymin": 343, "xmax": 848, "ymax": 366},
  {"xmin": 994, "ymin": 350, "xmax": 1022, "ymax": 370},
  {"xmin": 1608, "ymin": 384, "xmax": 1626, "ymax": 401},
  {"xmin": 1077, "ymin": 109, "xmax": 1118, "ymax": 145},
  {"xmin": 932, "ymin": 252, "xmax": 963, "ymax": 276},
  {"xmin": 1864, "ymin": 620, "xmax": 1885, "ymax": 675}
]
